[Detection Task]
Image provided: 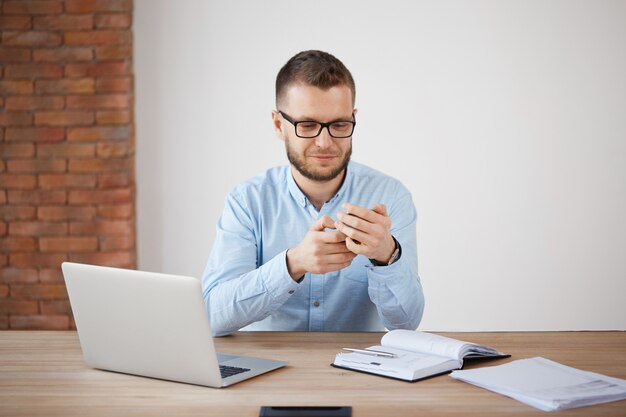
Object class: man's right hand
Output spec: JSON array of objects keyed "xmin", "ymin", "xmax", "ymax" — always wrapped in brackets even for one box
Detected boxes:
[{"xmin": 286, "ymin": 215, "xmax": 357, "ymax": 280}]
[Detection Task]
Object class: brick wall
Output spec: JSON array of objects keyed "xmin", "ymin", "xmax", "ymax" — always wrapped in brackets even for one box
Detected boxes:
[{"xmin": 0, "ymin": 0, "xmax": 135, "ymax": 329}]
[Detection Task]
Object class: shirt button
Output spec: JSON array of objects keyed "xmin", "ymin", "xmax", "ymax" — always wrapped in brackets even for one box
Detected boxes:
[
  {"xmin": 288, "ymin": 290, "xmax": 295, "ymax": 294},
  {"xmin": 313, "ymin": 301, "xmax": 320, "ymax": 307}
]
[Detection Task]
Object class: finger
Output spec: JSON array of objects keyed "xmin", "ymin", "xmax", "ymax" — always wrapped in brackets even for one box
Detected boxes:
[
  {"xmin": 310, "ymin": 215, "xmax": 336, "ymax": 231},
  {"xmin": 337, "ymin": 212, "xmax": 373, "ymax": 233},
  {"xmin": 321, "ymin": 241, "xmax": 355, "ymax": 254},
  {"xmin": 371, "ymin": 203, "xmax": 388, "ymax": 217},
  {"xmin": 342, "ymin": 203, "xmax": 381, "ymax": 223},
  {"xmin": 336, "ymin": 221, "xmax": 374, "ymax": 248},
  {"xmin": 319, "ymin": 230, "xmax": 349, "ymax": 244},
  {"xmin": 345, "ymin": 237, "xmax": 367, "ymax": 254}
]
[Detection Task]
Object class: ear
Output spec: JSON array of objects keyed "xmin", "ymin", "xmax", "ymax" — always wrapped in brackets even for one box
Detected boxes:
[{"xmin": 272, "ymin": 111, "xmax": 285, "ymax": 142}]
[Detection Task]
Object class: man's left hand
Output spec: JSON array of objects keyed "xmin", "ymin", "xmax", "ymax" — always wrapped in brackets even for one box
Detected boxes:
[{"xmin": 335, "ymin": 203, "xmax": 396, "ymax": 264}]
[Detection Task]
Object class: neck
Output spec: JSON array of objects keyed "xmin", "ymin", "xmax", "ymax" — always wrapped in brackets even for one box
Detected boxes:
[{"xmin": 291, "ymin": 166, "xmax": 346, "ymax": 211}]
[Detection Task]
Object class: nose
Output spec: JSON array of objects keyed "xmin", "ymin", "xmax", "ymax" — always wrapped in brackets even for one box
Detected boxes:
[{"xmin": 314, "ymin": 126, "xmax": 333, "ymax": 148}]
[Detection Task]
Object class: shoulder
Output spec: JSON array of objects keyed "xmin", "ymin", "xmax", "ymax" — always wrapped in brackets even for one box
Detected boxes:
[
  {"xmin": 348, "ymin": 161, "xmax": 410, "ymax": 196},
  {"xmin": 228, "ymin": 165, "xmax": 289, "ymax": 200}
]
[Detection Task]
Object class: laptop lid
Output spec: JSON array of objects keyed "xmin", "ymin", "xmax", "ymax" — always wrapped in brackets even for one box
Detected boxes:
[{"xmin": 62, "ymin": 262, "xmax": 286, "ymax": 387}]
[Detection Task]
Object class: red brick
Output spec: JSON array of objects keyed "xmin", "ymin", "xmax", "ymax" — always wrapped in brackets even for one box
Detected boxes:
[
  {"xmin": 7, "ymin": 159, "xmax": 66, "ymax": 173},
  {"xmin": 10, "ymin": 315, "xmax": 70, "ymax": 330},
  {"xmin": 37, "ymin": 143, "xmax": 95, "ymax": 158},
  {"xmin": 8, "ymin": 190, "xmax": 66, "ymax": 205},
  {"xmin": 40, "ymin": 299, "xmax": 72, "ymax": 314},
  {"xmin": 69, "ymin": 188, "xmax": 131, "ymax": 204},
  {"xmin": 70, "ymin": 220, "xmax": 132, "ymax": 236},
  {"xmin": 0, "ymin": 143, "xmax": 36, "ymax": 158},
  {"xmin": 96, "ymin": 110, "xmax": 131, "ymax": 124},
  {"xmin": 35, "ymin": 111, "xmax": 95, "ymax": 126},
  {"xmin": 67, "ymin": 94, "xmax": 130, "ymax": 110},
  {"xmin": 0, "ymin": 300, "xmax": 39, "ymax": 314},
  {"xmin": 95, "ymin": 77, "xmax": 132, "ymax": 93},
  {"xmin": 34, "ymin": 15, "xmax": 93, "ymax": 30},
  {"xmin": 94, "ymin": 45, "xmax": 131, "ymax": 60},
  {"xmin": 0, "ymin": 221, "xmax": 6, "ymax": 235},
  {"xmin": 69, "ymin": 251, "xmax": 134, "ymax": 268},
  {"xmin": 100, "ymin": 235, "xmax": 133, "ymax": 251},
  {"xmin": 2, "ymin": 31, "xmax": 62, "ymax": 47},
  {"xmin": 0, "ymin": 284, "xmax": 8, "ymax": 298},
  {"xmin": 0, "ymin": 205, "xmax": 36, "ymax": 221},
  {"xmin": 98, "ymin": 172, "xmax": 131, "ymax": 188},
  {"xmin": 5, "ymin": 127, "xmax": 65, "ymax": 142},
  {"xmin": 0, "ymin": 16, "xmax": 32, "ymax": 30},
  {"xmin": 95, "ymin": 13, "xmax": 131, "ymax": 29},
  {"xmin": 68, "ymin": 125, "xmax": 129, "ymax": 141},
  {"xmin": 66, "ymin": 0, "xmax": 132, "ymax": 13},
  {"xmin": 65, "ymin": 30, "xmax": 131, "ymax": 46},
  {"xmin": 35, "ymin": 78, "xmax": 94, "ymax": 94},
  {"xmin": 65, "ymin": 61, "xmax": 131, "ymax": 78},
  {"xmin": 0, "ymin": 268, "xmax": 39, "ymax": 284},
  {"xmin": 33, "ymin": 47, "xmax": 93, "ymax": 62},
  {"xmin": 9, "ymin": 221, "xmax": 67, "ymax": 236},
  {"xmin": 11, "ymin": 283, "xmax": 68, "ymax": 299},
  {"xmin": 38, "ymin": 206, "xmax": 96, "ymax": 221},
  {"xmin": 0, "ymin": 316, "xmax": 8, "ymax": 329},
  {"xmin": 0, "ymin": 255, "xmax": 7, "ymax": 267},
  {"xmin": 98, "ymin": 203, "xmax": 132, "ymax": 219},
  {"xmin": 0, "ymin": 80, "xmax": 33, "ymax": 95},
  {"xmin": 10, "ymin": 253, "xmax": 67, "ymax": 268},
  {"xmin": 0, "ymin": 237, "xmax": 37, "ymax": 251},
  {"xmin": 40, "ymin": 236, "xmax": 98, "ymax": 252},
  {"xmin": 4, "ymin": 63, "xmax": 63, "ymax": 79},
  {"xmin": 97, "ymin": 142, "xmax": 131, "ymax": 158},
  {"xmin": 39, "ymin": 268, "xmax": 63, "ymax": 283},
  {"xmin": 0, "ymin": 174, "xmax": 37, "ymax": 189},
  {"xmin": 5, "ymin": 96, "xmax": 64, "ymax": 111},
  {"xmin": 69, "ymin": 157, "xmax": 131, "ymax": 173},
  {"xmin": 0, "ymin": 47, "xmax": 31, "ymax": 62},
  {"xmin": 0, "ymin": 112, "xmax": 33, "ymax": 126},
  {"xmin": 3, "ymin": 1, "xmax": 63, "ymax": 15},
  {"xmin": 39, "ymin": 173, "xmax": 96, "ymax": 189}
]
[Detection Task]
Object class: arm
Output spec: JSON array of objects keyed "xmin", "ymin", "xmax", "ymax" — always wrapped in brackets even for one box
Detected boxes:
[
  {"xmin": 335, "ymin": 192, "xmax": 425, "ymax": 330},
  {"xmin": 202, "ymin": 192, "xmax": 299, "ymax": 336}
]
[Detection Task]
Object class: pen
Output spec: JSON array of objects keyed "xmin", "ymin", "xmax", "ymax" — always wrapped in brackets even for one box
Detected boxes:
[{"xmin": 341, "ymin": 348, "xmax": 396, "ymax": 358}]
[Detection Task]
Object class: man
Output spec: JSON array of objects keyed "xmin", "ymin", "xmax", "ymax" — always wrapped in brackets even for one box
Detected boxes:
[{"xmin": 202, "ymin": 50, "xmax": 424, "ymax": 336}]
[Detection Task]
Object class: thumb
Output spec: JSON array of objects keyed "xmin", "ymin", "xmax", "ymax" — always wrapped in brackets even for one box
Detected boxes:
[
  {"xmin": 310, "ymin": 215, "xmax": 336, "ymax": 231},
  {"xmin": 372, "ymin": 203, "xmax": 388, "ymax": 217}
]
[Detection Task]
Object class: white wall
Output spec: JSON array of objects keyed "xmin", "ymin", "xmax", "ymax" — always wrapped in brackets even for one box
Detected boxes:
[{"xmin": 134, "ymin": 0, "xmax": 626, "ymax": 331}]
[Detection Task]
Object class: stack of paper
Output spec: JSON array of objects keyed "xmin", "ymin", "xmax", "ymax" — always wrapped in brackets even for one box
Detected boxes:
[{"xmin": 450, "ymin": 357, "xmax": 626, "ymax": 411}]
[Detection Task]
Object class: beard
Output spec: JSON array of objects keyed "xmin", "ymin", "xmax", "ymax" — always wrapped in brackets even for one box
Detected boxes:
[{"xmin": 285, "ymin": 139, "xmax": 352, "ymax": 182}]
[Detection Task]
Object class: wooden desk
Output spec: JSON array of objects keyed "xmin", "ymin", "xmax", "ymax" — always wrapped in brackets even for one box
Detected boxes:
[{"xmin": 0, "ymin": 331, "xmax": 625, "ymax": 416}]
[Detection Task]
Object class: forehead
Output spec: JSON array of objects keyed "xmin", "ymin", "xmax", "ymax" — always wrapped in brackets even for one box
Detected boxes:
[{"xmin": 281, "ymin": 83, "xmax": 354, "ymax": 120}]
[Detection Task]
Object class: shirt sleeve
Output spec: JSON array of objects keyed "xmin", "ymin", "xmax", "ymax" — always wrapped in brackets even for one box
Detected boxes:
[
  {"xmin": 201, "ymin": 191, "xmax": 299, "ymax": 336},
  {"xmin": 365, "ymin": 190, "xmax": 425, "ymax": 330}
]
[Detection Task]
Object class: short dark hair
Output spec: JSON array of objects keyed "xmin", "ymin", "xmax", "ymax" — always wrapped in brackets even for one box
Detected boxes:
[{"xmin": 275, "ymin": 50, "xmax": 356, "ymax": 108}]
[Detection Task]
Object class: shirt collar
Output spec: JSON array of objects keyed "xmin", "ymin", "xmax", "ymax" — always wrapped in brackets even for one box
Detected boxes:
[{"xmin": 286, "ymin": 162, "xmax": 353, "ymax": 208}]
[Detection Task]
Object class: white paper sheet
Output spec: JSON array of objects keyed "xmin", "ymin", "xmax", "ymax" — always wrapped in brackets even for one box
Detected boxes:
[{"xmin": 450, "ymin": 357, "xmax": 626, "ymax": 411}]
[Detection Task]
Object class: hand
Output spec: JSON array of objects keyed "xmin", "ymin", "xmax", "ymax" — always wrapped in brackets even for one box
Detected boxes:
[
  {"xmin": 335, "ymin": 203, "xmax": 396, "ymax": 263},
  {"xmin": 286, "ymin": 215, "xmax": 357, "ymax": 280}
]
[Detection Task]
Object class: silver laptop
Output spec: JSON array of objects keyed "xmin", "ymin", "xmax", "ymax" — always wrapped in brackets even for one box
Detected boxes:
[{"xmin": 62, "ymin": 262, "xmax": 287, "ymax": 387}]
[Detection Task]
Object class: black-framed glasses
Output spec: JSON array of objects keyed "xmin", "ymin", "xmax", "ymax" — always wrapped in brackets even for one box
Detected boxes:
[{"xmin": 278, "ymin": 111, "xmax": 356, "ymax": 139}]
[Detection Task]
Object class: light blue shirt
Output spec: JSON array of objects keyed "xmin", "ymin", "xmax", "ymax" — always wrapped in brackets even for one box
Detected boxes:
[{"xmin": 202, "ymin": 161, "xmax": 424, "ymax": 336}]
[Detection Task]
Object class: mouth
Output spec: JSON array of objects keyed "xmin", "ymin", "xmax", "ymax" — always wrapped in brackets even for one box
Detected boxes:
[{"xmin": 309, "ymin": 154, "xmax": 338, "ymax": 162}]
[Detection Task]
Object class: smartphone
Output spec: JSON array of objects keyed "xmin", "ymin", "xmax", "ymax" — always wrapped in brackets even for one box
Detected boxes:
[{"xmin": 259, "ymin": 406, "xmax": 352, "ymax": 416}]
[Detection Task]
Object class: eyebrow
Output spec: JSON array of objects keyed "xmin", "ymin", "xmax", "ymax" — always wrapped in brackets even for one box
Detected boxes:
[{"xmin": 296, "ymin": 114, "xmax": 354, "ymax": 123}]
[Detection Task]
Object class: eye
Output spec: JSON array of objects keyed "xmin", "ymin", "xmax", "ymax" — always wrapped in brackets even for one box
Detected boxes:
[
  {"xmin": 298, "ymin": 122, "xmax": 320, "ymax": 130},
  {"xmin": 331, "ymin": 122, "xmax": 351, "ymax": 130}
]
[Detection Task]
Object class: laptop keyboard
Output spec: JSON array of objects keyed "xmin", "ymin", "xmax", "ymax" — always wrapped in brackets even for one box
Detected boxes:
[{"xmin": 219, "ymin": 364, "xmax": 250, "ymax": 378}]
